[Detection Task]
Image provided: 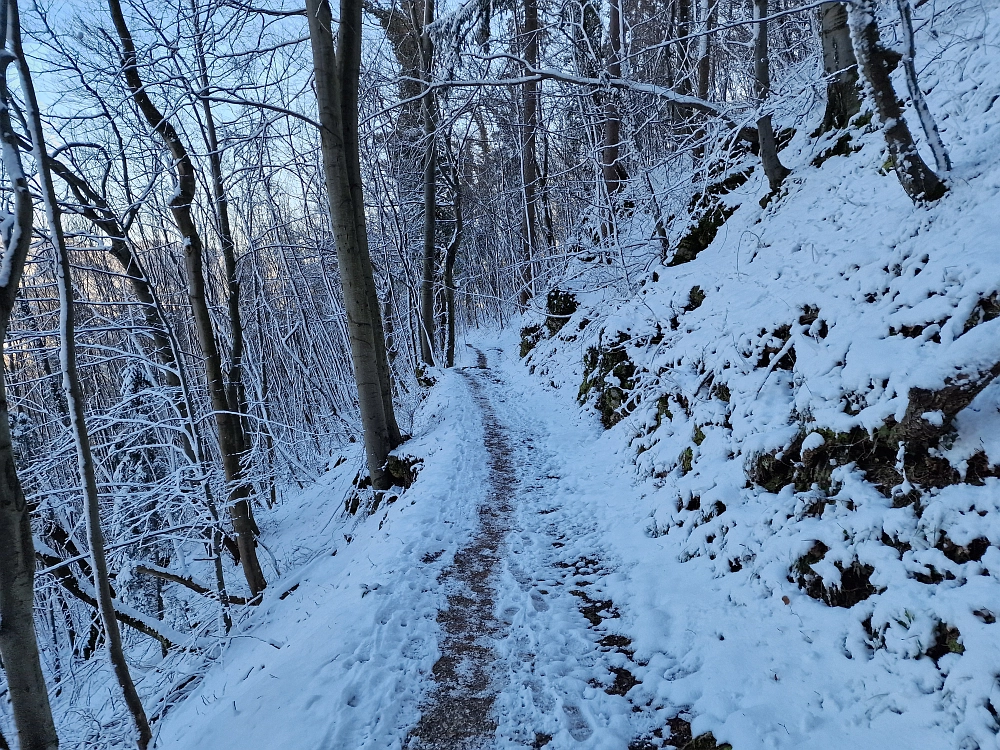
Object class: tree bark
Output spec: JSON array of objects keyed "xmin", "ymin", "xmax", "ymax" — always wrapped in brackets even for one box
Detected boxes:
[
  {"xmin": 519, "ymin": 0, "xmax": 540, "ymax": 307},
  {"xmin": 753, "ymin": 0, "xmax": 789, "ymax": 193},
  {"xmin": 848, "ymin": 0, "xmax": 946, "ymax": 202},
  {"xmin": 602, "ymin": 0, "xmax": 628, "ymax": 196},
  {"xmin": 695, "ymin": 0, "xmax": 713, "ymax": 100},
  {"xmin": 418, "ymin": 0, "xmax": 437, "ymax": 365},
  {"xmin": 0, "ymin": 3, "xmax": 59, "ymax": 747},
  {"xmin": 106, "ymin": 0, "xmax": 266, "ymax": 594},
  {"xmin": 819, "ymin": 2, "xmax": 861, "ymax": 131},
  {"xmin": 306, "ymin": 0, "xmax": 401, "ymax": 489},
  {"xmin": 15, "ymin": 6, "xmax": 153, "ymax": 740}
]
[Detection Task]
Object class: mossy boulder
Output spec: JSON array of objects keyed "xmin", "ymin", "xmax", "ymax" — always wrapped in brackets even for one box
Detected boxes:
[
  {"xmin": 545, "ymin": 289, "xmax": 578, "ymax": 336},
  {"xmin": 747, "ymin": 421, "xmax": 931, "ymax": 496},
  {"xmin": 579, "ymin": 333, "xmax": 636, "ymax": 429},
  {"xmin": 669, "ymin": 201, "xmax": 736, "ymax": 267},
  {"xmin": 520, "ymin": 324, "xmax": 544, "ymax": 358},
  {"xmin": 386, "ymin": 454, "xmax": 422, "ymax": 488}
]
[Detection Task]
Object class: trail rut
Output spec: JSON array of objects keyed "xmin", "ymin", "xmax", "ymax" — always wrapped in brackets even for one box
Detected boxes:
[{"xmin": 407, "ymin": 351, "xmax": 516, "ymax": 749}]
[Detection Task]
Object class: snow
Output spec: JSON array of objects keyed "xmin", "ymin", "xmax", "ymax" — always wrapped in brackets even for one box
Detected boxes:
[
  {"xmin": 155, "ymin": 368, "xmax": 489, "ymax": 749},
  {"xmin": 35, "ymin": 0, "xmax": 1000, "ymax": 744}
]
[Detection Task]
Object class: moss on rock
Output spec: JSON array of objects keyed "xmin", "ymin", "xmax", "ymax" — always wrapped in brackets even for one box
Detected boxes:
[
  {"xmin": 793, "ymin": 541, "xmax": 880, "ymax": 608},
  {"xmin": 579, "ymin": 333, "xmax": 637, "ymax": 429},
  {"xmin": 520, "ymin": 324, "xmax": 544, "ymax": 358},
  {"xmin": 669, "ymin": 202, "xmax": 736, "ymax": 267},
  {"xmin": 545, "ymin": 289, "xmax": 578, "ymax": 336}
]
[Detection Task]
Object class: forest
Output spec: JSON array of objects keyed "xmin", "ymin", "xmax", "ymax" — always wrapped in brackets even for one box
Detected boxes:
[{"xmin": 0, "ymin": 0, "xmax": 997, "ymax": 746}]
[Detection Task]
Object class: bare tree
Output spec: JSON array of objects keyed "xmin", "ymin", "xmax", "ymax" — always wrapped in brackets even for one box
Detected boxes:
[
  {"xmin": 0, "ymin": 4, "xmax": 60, "ymax": 748},
  {"xmin": 753, "ymin": 0, "xmax": 789, "ymax": 193},
  {"xmin": 106, "ymin": 0, "xmax": 267, "ymax": 594},
  {"xmin": 848, "ymin": 0, "xmax": 946, "ymax": 202},
  {"xmin": 14, "ymin": 2, "xmax": 153, "ymax": 741},
  {"xmin": 305, "ymin": 0, "xmax": 402, "ymax": 489},
  {"xmin": 519, "ymin": 0, "xmax": 540, "ymax": 306},
  {"xmin": 417, "ymin": 0, "xmax": 437, "ymax": 365}
]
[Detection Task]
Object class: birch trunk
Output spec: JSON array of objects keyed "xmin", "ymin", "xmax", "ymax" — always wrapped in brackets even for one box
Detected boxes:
[{"xmin": 695, "ymin": 0, "xmax": 713, "ymax": 100}]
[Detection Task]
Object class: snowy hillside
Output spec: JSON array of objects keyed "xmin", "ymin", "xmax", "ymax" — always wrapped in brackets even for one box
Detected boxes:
[
  {"xmin": 155, "ymin": 1, "xmax": 1000, "ymax": 747},
  {"xmin": 516, "ymin": 0, "xmax": 1000, "ymax": 745}
]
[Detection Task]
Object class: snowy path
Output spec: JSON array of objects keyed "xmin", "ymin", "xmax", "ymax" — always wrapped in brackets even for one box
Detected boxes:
[
  {"xmin": 409, "ymin": 348, "xmax": 655, "ymax": 749},
  {"xmin": 156, "ymin": 344, "xmax": 672, "ymax": 750},
  {"xmin": 407, "ymin": 354, "xmax": 518, "ymax": 748},
  {"xmin": 402, "ymin": 347, "xmax": 656, "ymax": 749}
]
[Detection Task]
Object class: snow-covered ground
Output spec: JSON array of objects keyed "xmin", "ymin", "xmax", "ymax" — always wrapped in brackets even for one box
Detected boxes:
[
  {"xmin": 155, "ymin": 324, "xmax": 995, "ymax": 748},
  {"xmin": 513, "ymin": 0, "xmax": 1000, "ymax": 745},
  {"xmin": 148, "ymin": 0, "xmax": 1000, "ymax": 746},
  {"xmin": 153, "ymin": 362, "xmax": 491, "ymax": 749}
]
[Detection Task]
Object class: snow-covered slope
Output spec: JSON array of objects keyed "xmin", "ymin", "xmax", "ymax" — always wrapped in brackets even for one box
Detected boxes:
[
  {"xmin": 152, "ymin": 370, "xmax": 490, "ymax": 749},
  {"xmin": 143, "ymin": 2, "xmax": 1000, "ymax": 747},
  {"xmin": 518, "ymin": 0, "xmax": 1000, "ymax": 745}
]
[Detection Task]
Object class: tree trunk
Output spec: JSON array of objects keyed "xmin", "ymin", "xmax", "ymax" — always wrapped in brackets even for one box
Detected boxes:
[
  {"xmin": 602, "ymin": 0, "xmax": 627, "ymax": 196},
  {"xmin": 191, "ymin": 0, "xmax": 250, "ymax": 419},
  {"xmin": 520, "ymin": 0, "xmax": 540, "ymax": 307},
  {"xmin": 306, "ymin": 0, "xmax": 400, "ymax": 489},
  {"xmin": 444, "ymin": 176, "xmax": 463, "ymax": 368},
  {"xmin": 0, "ymin": 3, "xmax": 59, "ymax": 746},
  {"xmin": 347, "ymin": 3, "xmax": 403, "ymax": 447},
  {"xmin": 363, "ymin": 0, "xmax": 420, "ymax": 442},
  {"xmin": 696, "ymin": 0, "xmax": 713, "ymax": 100},
  {"xmin": 15, "ymin": 8, "xmax": 153, "ymax": 741},
  {"xmin": 819, "ymin": 2, "xmax": 861, "ymax": 131},
  {"xmin": 848, "ymin": 0, "xmax": 947, "ymax": 202},
  {"xmin": 753, "ymin": 0, "xmax": 789, "ymax": 193},
  {"xmin": 895, "ymin": 0, "xmax": 950, "ymax": 173},
  {"xmin": 418, "ymin": 0, "xmax": 437, "ymax": 366},
  {"xmin": 106, "ymin": 0, "xmax": 266, "ymax": 594}
]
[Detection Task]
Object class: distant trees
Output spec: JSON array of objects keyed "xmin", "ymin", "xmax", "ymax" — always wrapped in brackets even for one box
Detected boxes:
[{"xmin": 106, "ymin": 0, "xmax": 267, "ymax": 595}]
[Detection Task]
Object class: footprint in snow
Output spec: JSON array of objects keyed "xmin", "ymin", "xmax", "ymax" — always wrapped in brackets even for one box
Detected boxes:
[{"xmin": 561, "ymin": 704, "xmax": 593, "ymax": 741}]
